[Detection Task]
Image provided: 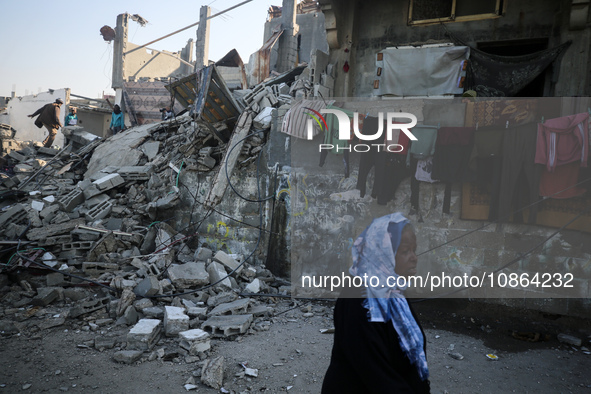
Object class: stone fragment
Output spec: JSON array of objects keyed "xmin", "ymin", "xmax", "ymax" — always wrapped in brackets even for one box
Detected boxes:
[
  {"xmin": 32, "ymin": 287, "xmax": 59, "ymax": 306},
  {"xmin": 208, "ymin": 298, "xmax": 250, "ymax": 316},
  {"xmin": 558, "ymin": 333, "xmax": 582, "ymax": 347},
  {"xmin": 164, "ymin": 306, "xmax": 189, "ymax": 337},
  {"xmin": 113, "ymin": 350, "xmax": 143, "ymax": 364},
  {"xmin": 143, "ymin": 307, "xmax": 164, "ymax": 319},
  {"xmin": 168, "ymin": 262, "xmax": 209, "ymax": 289},
  {"xmin": 244, "ymin": 278, "xmax": 261, "ymax": 294},
  {"xmin": 213, "ymin": 251, "xmax": 242, "ymax": 274},
  {"xmin": 127, "ymin": 319, "xmax": 161, "ymax": 351},
  {"xmin": 201, "ymin": 356, "xmax": 224, "ymax": 389},
  {"xmin": 179, "ymin": 329, "xmax": 211, "ymax": 355},
  {"xmin": 206, "ymin": 262, "xmax": 232, "ymax": 289},
  {"xmin": 133, "ymin": 276, "xmax": 160, "ymax": 297}
]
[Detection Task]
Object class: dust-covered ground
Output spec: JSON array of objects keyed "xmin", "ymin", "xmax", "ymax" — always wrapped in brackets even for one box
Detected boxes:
[{"xmin": 1, "ymin": 298, "xmax": 590, "ymax": 393}]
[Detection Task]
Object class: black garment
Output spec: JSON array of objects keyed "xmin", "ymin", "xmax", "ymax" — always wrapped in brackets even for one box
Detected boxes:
[
  {"xmin": 355, "ymin": 116, "xmax": 411, "ymax": 205},
  {"xmin": 322, "ymin": 286, "xmax": 430, "ymax": 394},
  {"xmin": 497, "ymin": 123, "xmax": 541, "ymax": 224}
]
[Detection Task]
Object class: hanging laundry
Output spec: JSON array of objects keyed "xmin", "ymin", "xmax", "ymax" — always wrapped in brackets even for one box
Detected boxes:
[
  {"xmin": 355, "ymin": 116, "xmax": 411, "ymax": 205},
  {"xmin": 431, "ymin": 127, "xmax": 475, "ymax": 214},
  {"xmin": 409, "ymin": 126, "xmax": 439, "ymax": 159},
  {"xmin": 535, "ymin": 112, "xmax": 589, "ymax": 172},
  {"xmin": 539, "ymin": 161, "xmax": 586, "ymax": 199},
  {"xmin": 497, "ymin": 122, "xmax": 541, "ymax": 224},
  {"xmin": 415, "ymin": 157, "xmax": 438, "ymax": 183}
]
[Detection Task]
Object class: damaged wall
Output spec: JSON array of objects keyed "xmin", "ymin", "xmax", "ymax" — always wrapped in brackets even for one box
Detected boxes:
[
  {"xmin": 320, "ymin": 0, "xmax": 591, "ymax": 97},
  {"xmin": 271, "ymin": 97, "xmax": 591, "ymax": 318},
  {"xmin": 0, "ymin": 89, "xmax": 69, "ymax": 147},
  {"xmin": 112, "ymin": 13, "xmax": 194, "ymax": 91}
]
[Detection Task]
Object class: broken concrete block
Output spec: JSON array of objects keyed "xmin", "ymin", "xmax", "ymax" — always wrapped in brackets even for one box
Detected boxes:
[
  {"xmin": 84, "ymin": 193, "xmax": 110, "ymax": 209},
  {"xmin": 206, "ymin": 262, "xmax": 232, "ymax": 289},
  {"xmin": 201, "ymin": 356, "xmax": 224, "ymax": 390},
  {"xmin": 32, "ymin": 287, "xmax": 59, "ymax": 306},
  {"xmin": 118, "ymin": 165, "xmax": 154, "ymax": 181},
  {"xmin": 82, "ymin": 262, "xmax": 119, "ymax": 277},
  {"xmin": 30, "ymin": 200, "xmax": 44, "ymax": 212},
  {"xmin": 113, "ymin": 350, "xmax": 143, "ymax": 364},
  {"xmin": 213, "ymin": 251, "xmax": 242, "ymax": 274},
  {"xmin": 164, "ymin": 306, "xmax": 189, "ymax": 337},
  {"xmin": 69, "ymin": 297, "xmax": 110, "ymax": 318},
  {"xmin": 26, "ymin": 218, "xmax": 85, "ymax": 241},
  {"xmin": 133, "ymin": 276, "xmax": 160, "ymax": 297},
  {"xmin": 558, "ymin": 333, "xmax": 582, "ymax": 347},
  {"xmin": 93, "ymin": 173, "xmax": 125, "ymax": 191},
  {"xmin": 8, "ymin": 151, "xmax": 26, "ymax": 162},
  {"xmin": 208, "ymin": 298, "xmax": 250, "ymax": 317},
  {"xmin": 95, "ymin": 336, "xmax": 116, "ymax": 350},
  {"xmin": 122, "ymin": 305, "xmax": 138, "ymax": 325},
  {"xmin": 253, "ymin": 107, "xmax": 274, "ymax": 130},
  {"xmin": 0, "ymin": 204, "xmax": 28, "ymax": 228},
  {"xmin": 201, "ymin": 314, "xmax": 253, "ymax": 337},
  {"xmin": 179, "ymin": 329, "xmax": 211, "ymax": 355},
  {"xmin": 244, "ymin": 278, "xmax": 261, "ymax": 294},
  {"xmin": 206, "ymin": 292, "xmax": 237, "ymax": 307},
  {"xmin": 187, "ymin": 307, "xmax": 208, "ymax": 319},
  {"xmin": 39, "ymin": 204, "xmax": 59, "ymax": 221},
  {"xmin": 249, "ymin": 304, "xmax": 273, "ymax": 317},
  {"xmin": 62, "ymin": 241, "xmax": 94, "ymax": 251},
  {"xmin": 83, "ymin": 184, "xmax": 102, "ymax": 199},
  {"xmin": 133, "ymin": 298, "xmax": 153, "ymax": 312},
  {"xmin": 140, "ymin": 142, "xmax": 160, "ymax": 161},
  {"xmin": 36, "ymin": 146, "xmax": 58, "ymax": 155},
  {"xmin": 127, "ymin": 319, "xmax": 162, "ymax": 351},
  {"xmin": 194, "ymin": 247, "xmax": 213, "ymax": 261},
  {"xmin": 168, "ymin": 262, "xmax": 209, "ymax": 289},
  {"xmin": 143, "ymin": 307, "xmax": 164, "ymax": 319},
  {"xmin": 85, "ymin": 200, "xmax": 113, "ymax": 221}
]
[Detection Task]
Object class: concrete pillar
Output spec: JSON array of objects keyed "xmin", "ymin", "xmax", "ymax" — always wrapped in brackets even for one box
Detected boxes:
[
  {"xmin": 195, "ymin": 6, "xmax": 211, "ymax": 71},
  {"xmin": 112, "ymin": 13, "xmax": 129, "ymax": 90},
  {"xmin": 277, "ymin": 0, "xmax": 299, "ymax": 73},
  {"xmin": 181, "ymin": 38, "xmax": 194, "ymax": 76}
]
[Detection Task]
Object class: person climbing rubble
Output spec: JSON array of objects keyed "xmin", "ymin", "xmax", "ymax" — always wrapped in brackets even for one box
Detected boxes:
[{"xmin": 28, "ymin": 98, "xmax": 63, "ymax": 147}]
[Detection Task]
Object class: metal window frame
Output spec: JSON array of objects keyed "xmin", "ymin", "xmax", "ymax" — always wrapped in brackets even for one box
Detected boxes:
[{"xmin": 408, "ymin": 0, "xmax": 504, "ymax": 26}]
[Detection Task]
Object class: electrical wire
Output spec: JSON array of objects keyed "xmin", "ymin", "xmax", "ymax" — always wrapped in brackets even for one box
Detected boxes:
[
  {"xmin": 417, "ymin": 175, "xmax": 591, "ymax": 257},
  {"xmin": 224, "ymin": 129, "xmax": 275, "ymax": 203},
  {"xmin": 145, "ymin": 139, "xmax": 267, "ymax": 298},
  {"xmin": 410, "ymin": 203, "xmax": 591, "ymax": 302}
]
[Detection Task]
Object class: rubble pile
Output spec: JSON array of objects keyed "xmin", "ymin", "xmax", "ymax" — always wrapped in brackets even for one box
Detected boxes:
[{"xmin": 0, "ymin": 62, "xmax": 326, "ymax": 389}]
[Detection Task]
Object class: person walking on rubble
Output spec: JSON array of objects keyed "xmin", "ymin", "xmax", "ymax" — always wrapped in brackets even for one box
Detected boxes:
[
  {"xmin": 110, "ymin": 104, "xmax": 125, "ymax": 135},
  {"xmin": 28, "ymin": 98, "xmax": 63, "ymax": 147}
]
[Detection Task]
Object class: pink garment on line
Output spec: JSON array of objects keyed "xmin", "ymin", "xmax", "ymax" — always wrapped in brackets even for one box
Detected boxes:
[{"xmin": 535, "ymin": 113, "xmax": 588, "ymax": 172}]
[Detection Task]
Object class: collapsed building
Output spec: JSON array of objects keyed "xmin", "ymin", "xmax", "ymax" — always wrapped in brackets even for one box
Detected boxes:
[{"xmin": 1, "ymin": 0, "xmax": 591, "ymax": 388}]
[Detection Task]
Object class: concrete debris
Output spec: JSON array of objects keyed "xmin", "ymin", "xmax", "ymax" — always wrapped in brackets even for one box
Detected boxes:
[
  {"xmin": 201, "ymin": 356, "xmax": 225, "ymax": 390},
  {"xmin": 0, "ymin": 61, "xmax": 310, "ymax": 391}
]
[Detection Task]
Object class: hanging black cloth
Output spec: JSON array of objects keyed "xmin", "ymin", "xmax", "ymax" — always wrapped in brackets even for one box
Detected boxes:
[{"xmin": 446, "ymin": 29, "xmax": 572, "ymax": 97}]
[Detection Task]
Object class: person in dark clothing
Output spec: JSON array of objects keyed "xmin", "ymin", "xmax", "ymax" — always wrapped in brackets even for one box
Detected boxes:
[
  {"xmin": 322, "ymin": 213, "xmax": 430, "ymax": 393},
  {"xmin": 28, "ymin": 98, "xmax": 63, "ymax": 147}
]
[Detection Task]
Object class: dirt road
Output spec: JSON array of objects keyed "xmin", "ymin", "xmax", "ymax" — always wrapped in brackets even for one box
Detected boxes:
[{"xmin": 1, "ymin": 299, "xmax": 590, "ymax": 393}]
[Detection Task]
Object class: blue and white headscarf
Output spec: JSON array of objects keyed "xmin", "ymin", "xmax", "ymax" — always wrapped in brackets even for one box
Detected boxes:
[{"xmin": 350, "ymin": 212, "xmax": 429, "ymax": 381}]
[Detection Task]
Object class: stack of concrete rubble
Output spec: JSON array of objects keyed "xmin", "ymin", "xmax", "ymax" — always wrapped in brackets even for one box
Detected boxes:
[{"xmin": 0, "ymin": 64, "xmax": 321, "ymax": 389}]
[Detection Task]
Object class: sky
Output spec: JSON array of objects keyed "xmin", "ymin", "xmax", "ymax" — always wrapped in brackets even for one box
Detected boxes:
[{"xmin": 0, "ymin": 0, "xmax": 273, "ymax": 99}]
